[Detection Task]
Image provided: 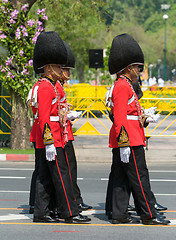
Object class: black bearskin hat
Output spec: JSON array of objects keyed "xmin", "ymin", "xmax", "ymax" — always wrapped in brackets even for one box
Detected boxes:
[
  {"xmin": 62, "ymin": 41, "xmax": 75, "ymax": 69},
  {"xmin": 108, "ymin": 33, "xmax": 144, "ymax": 75},
  {"xmin": 33, "ymin": 31, "xmax": 67, "ymax": 74}
]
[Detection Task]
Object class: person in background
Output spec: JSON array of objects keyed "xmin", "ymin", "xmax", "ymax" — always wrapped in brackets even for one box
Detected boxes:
[{"xmin": 31, "ymin": 31, "xmax": 90, "ymax": 223}]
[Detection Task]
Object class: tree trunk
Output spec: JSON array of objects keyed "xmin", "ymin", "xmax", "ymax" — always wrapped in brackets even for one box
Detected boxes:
[
  {"xmin": 10, "ymin": 91, "xmax": 31, "ymax": 149},
  {"xmin": 78, "ymin": 65, "xmax": 85, "ymax": 83}
]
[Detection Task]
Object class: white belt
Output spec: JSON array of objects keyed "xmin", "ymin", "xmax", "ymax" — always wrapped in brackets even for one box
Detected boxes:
[
  {"xmin": 60, "ymin": 96, "xmax": 66, "ymax": 103},
  {"xmin": 127, "ymin": 115, "xmax": 139, "ymax": 120},
  {"xmin": 50, "ymin": 116, "xmax": 59, "ymax": 121},
  {"xmin": 52, "ymin": 98, "xmax": 57, "ymax": 105},
  {"xmin": 128, "ymin": 94, "xmax": 135, "ymax": 105},
  {"xmin": 111, "ymin": 94, "xmax": 135, "ymax": 108}
]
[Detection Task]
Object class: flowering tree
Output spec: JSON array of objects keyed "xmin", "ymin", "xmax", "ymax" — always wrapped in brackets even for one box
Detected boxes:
[{"xmin": 0, "ymin": 0, "xmax": 48, "ymax": 149}]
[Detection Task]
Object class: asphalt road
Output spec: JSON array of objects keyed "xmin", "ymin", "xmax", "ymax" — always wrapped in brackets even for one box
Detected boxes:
[{"xmin": 0, "ymin": 160, "xmax": 176, "ymax": 240}]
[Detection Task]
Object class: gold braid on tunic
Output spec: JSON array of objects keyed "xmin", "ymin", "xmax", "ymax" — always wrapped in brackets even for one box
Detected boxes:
[
  {"xmin": 117, "ymin": 126, "xmax": 130, "ymax": 147},
  {"xmin": 43, "ymin": 123, "xmax": 54, "ymax": 145}
]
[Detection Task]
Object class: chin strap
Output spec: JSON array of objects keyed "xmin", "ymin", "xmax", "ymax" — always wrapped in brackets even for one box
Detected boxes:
[
  {"xmin": 131, "ymin": 65, "xmax": 139, "ymax": 78},
  {"xmin": 50, "ymin": 64, "xmax": 62, "ymax": 78},
  {"xmin": 62, "ymin": 71, "xmax": 70, "ymax": 80}
]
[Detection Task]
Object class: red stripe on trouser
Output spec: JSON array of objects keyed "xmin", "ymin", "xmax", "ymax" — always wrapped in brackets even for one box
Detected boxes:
[
  {"xmin": 131, "ymin": 148, "xmax": 153, "ymax": 218},
  {"xmin": 55, "ymin": 156, "xmax": 72, "ymax": 216},
  {"xmin": 65, "ymin": 150, "xmax": 77, "ymax": 202}
]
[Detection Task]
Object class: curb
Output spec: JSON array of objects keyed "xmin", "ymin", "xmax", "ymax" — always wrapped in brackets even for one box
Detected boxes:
[{"xmin": 0, "ymin": 154, "xmax": 35, "ymax": 161}]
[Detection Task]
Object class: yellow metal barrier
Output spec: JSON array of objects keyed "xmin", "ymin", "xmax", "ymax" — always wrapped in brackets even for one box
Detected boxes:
[
  {"xmin": 70, "ymin": 97, "xmax": 176, "ymax": 138},
  {"xmin": 140, "ymin": 98, "xmax": 176, "ymax": 137},
  {"xmin": 0, "ymin": 90, "xmax": 176, "ymax": 139},
  {"xmin": 0, "ymin": 96, "xmax": 11, "ymax": 135}
]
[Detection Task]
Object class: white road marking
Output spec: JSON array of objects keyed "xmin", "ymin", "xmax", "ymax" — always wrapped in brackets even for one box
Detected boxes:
[
  {"xmin": 0, "ymin": 168, "xmax": 34, "ymax": 171},
  {"xmin": 0, "ymin": 177, "xmax": 26, "ymax": 179},
  {"xmin": 155, "ymin": 193, "xmax": 176, "ymax": 196},
  {"xmin": 150, "ymin": 179, "xmax": 176, "ymax": 182},
  {"xmin": 0, "ymin": 191, "xmax": 29, "ymax": 193},
  {"xmin": 149, "ymin": 171, "xmax": 176, "ymax": 173},
  {"xmin": 0, "ymin": 177, "xmax": 176, "ymax": 181},
  {"xmin": 0, "ymin": 191, "xmax": 176, "ymax": 196},
  {"xmin": 100, "ymin": 178, "xmax": 176, "ymax": 182},
  {"xmin": 0, "ymin": 214, "xmax": 31, "ymax": 221},
  {"xmin": 1, "ymin": 168, "xmax": 176, "ymax": 174}
]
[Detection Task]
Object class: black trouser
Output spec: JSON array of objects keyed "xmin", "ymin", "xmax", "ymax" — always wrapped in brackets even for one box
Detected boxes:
[
  {"xmin": 29, "ymin": 143, "xmax": 39, "ymax": 207},
  {"xmin": 34, "ymin": 147, "xmax": 79, "ymax": 219},
  {"xmin": 111, "ymin": 146, "xmax": 156, "ymax": 220},
  {"xmin": 105, "ymin": 148, "xmax": 157, "ymax": 215},
  {"xmin": 65, "ymin": 140, "xmax": 83, "ymax": 205}
]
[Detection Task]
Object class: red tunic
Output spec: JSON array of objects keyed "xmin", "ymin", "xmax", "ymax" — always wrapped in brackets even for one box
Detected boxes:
[
  {"xmin": 36, "ymin": 78, "xmax": 64, "ymax": 149},
  {"xmin": 109, "ymin": 76, "xmax": 146, "ymax": 148}
]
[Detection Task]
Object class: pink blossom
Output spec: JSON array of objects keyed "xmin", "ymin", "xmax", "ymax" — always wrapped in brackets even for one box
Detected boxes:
[
  {"xmin": 37, "ymin": 20, "xmax": 43, "ymax": 26},
  {"xmin": 19, "ymin": 50, "xmax": 24, "ymax": 56},
  {"xmin": 21, "ymin": 4, "xmax": 29, "ymax": 11},
  {"xmin": 27, "ymin": 19, "xmax": 35, "ymax": 27},
  {"xmin": 21, "ymin": 80, "xmax": 24, "ymax": 84},
  {"xmin": 37, "ymin": 9, "xmax": 42, "ymax": 15},
  {"xmin": 16, "ymin": 28, "xmax": 21, "ymax": 39},
  {"xmin": 21, "ymin": 69, "xmax": 28, "ymax": 75},
  {"xmin": 42, "ymin": 15, "xmax": 48, "ymax": 20},
  {"xmin": 10, "ymin": 18, "xmax": 16, "ymax": 24},
  {"xmin": 7, "ymin": 72, "xmax": 11, "ymax": 77},
  {"xmin": 21, "ymin": 26, "xmax": 28, "ymax": 37},
  {"xmin": 32, "ymin": 32, "xmax": 40, "ymax": 44},
  {"xmin": 6, "ymin": 58, "xmax": 13, "ymax": 66},
  {"xmin": 0, "ymin": 34, "xmax": 7, "ymax": 39},
  {"xmin": 1, "ymin": 6, "xmax": 6, "ymax": 14},
  {"xmin": 1, "ymin": 69, "xmax": 5, "ymax": 72},
  {"xmin": 2, "ymin": 0, "xmax": 8, "ymax": 3},
  {"xmin": 36, "ymin": 25, "xmax": 43, "ymax": 32},
  {"xmin": 28, "ymin": 60, "xmax": 33, "ymax": 66},
  {"xmin": 10, "ymin": 75, "xmax": 15, "ymax": 79},
  {"xmin": 11, "ymin": 9, "xmax": 19, "ymax": 19}
]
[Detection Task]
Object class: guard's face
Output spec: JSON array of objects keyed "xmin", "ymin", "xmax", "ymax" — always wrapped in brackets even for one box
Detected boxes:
[
  {"xmin": 50, "ymin": 64, "xmax": 62, "ymax": 81},
  {"xmin": 61, "ymin": 67, "xmax": 71, "ymax": 84},
  {"xmin": 130, "ymin": 64, "xmax": 143, "ymax": 82}
]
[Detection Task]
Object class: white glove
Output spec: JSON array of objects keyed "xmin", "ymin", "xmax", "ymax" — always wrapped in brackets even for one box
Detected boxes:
[
  {"xmin": 120, "ymin": 147, "xmax": 131, "ymax": 163},
  {"xmin": 144, "ymin": 107, "xmax": 157, "ymax": 116},
  {"xmin": 146, "ymin": 114, "xmax": 160, "ymax": 123},
  {"xmin": 67, "ymin": 111, "xmax": 82, "ymax": 121},
  {"xmin": 45, "ymin": 144, "xmax": 57, "ymax": 161}
]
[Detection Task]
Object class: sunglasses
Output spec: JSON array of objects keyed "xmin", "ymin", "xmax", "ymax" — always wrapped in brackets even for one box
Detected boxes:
[{"xmin": 137, "ymin": 65, "xmax": 144, "ymax": 72}]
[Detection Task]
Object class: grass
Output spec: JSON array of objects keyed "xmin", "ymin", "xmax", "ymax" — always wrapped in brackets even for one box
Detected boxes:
[{"xmin": 0, "ymin": 148, "xmax": 35, "ymax": 154}]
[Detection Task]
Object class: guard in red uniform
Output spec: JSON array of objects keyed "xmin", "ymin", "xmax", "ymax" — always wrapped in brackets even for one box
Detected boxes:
[
  {"xmin": 108, "ymin": 33, "xmax": 170, "ymax": 225},
  {"xmin": 32, "ymin": 31, "xmax": 90, "ymax": 223},
  {"xmin": 27, "ymin": 80, "xmax": 42, "ymax": 214},
  {"xmin": 56, "ymin": 41, "xmax": 92, "ymax": 211}
]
